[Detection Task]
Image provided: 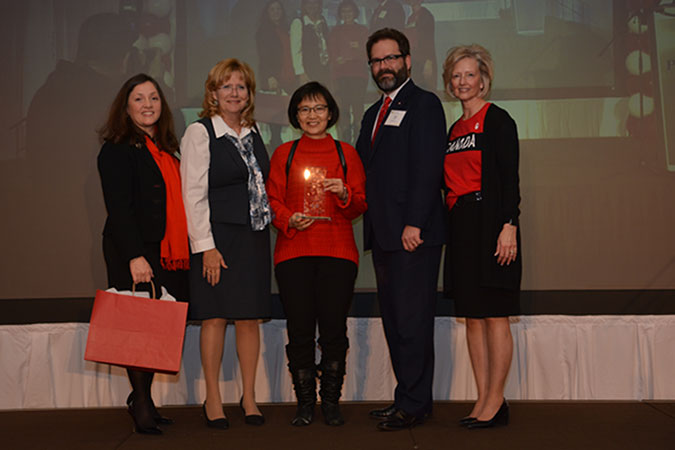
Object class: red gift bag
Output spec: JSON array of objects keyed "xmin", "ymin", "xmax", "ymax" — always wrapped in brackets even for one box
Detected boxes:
[{"xmin": 84, "ymin": 288, "xmax": 188, "ymax": 373}]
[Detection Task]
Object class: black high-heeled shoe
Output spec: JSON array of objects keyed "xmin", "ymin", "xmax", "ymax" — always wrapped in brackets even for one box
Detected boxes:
[
  {"xmin": 467, "ymin": 399, "xmax": 509, "ymax": 429},
  {"xmin": 127, "ymin": 398, "xmax": 162, "ymax": 435},
  {"xmin": 127, "ymin": 392, "xmax": 174, "ymax": 425},
  {"xmin": 203, "ymin": 402, "xmax": 229, "ymax": 430},
  {"xmin": 458, "ymin": 416, "xmax": 477, "ymax": 426},
  {"xmin": 240, "ymin": 397, "xmax": 265, "ymax": 426}
]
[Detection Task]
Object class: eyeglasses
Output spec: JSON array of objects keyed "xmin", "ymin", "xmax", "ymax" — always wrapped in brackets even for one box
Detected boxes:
[
  {"xmin": 368, "ymin": 54, "xmax": 404, "ymax": 67},
  {"xmin": 297, "ymin": 105, "xmax": 329, "ymax": 116},
  {"xmin": 218, "ymin": 84, "xmax": 247, "ymax": 94}
]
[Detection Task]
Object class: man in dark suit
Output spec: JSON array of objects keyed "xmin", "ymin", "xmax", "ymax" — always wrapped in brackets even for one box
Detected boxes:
[
  {"xmin": 355, "ymin": 28, "xmax": 446, "ymax": 431},
  {"xmin": 369, "ymin": 0, "xmax": 405, "ymax": 32}
]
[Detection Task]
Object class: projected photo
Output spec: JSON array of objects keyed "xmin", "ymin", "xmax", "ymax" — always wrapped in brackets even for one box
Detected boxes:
[
  {"xmin": 1, "ymin": 0, "xmax": 674, "ymax": 301},
  {"xmin": 172, "ymin": 0, "xmax": 662, "ymax": 143}
]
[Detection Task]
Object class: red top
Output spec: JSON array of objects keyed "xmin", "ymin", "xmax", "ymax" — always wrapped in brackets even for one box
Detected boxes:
[
  {"xmin": 328, "ymin": 23, "xmax": 369, "ymax": 80},
  {"xmin": 266, "ymin": 134, "xmax": 367, "ymax": 266},
  {"xmin": 444, "ymin": 102, "xmax": 490, "ymax": 210},
  {"xmin": 276, "ymin": 26, "xmax": 295, "ymax": 88}
]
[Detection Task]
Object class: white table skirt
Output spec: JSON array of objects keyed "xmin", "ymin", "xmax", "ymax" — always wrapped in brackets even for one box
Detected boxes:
[{"xmin": 2, "ymin": 315, "xmax": 674, "ymax": 409}]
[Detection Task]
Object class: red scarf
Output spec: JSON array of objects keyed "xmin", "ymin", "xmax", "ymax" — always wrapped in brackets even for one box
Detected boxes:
[{"xmin": 145, "ymin": 135, "xmax": 190, "ymax": 270}]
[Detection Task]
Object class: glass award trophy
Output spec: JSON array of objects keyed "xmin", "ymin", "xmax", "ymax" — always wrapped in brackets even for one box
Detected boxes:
[{"xmin": 302, "ymin": 167, "xmax": 331, "ymax": 220}]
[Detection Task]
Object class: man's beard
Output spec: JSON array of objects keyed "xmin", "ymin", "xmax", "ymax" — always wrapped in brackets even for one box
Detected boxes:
[{"xmin": 373, "ymin": 64, "xmax": 408, "ymax": 93}]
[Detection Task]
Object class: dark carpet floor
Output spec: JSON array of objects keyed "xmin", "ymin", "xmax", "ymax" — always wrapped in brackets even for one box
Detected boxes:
[{"xmin": 1, "ymin": 401, "xmax": 674, "ymax": 450}]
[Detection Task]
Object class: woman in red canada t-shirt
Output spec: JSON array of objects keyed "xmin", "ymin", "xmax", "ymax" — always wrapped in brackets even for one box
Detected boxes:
[{"xmin": 442, "ymin": 44, "xmax": 522, "ymax": 429}]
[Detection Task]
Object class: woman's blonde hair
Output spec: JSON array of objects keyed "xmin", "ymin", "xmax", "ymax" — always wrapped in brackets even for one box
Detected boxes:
[
  {"xmin": 442, "ymin": 44, "xmax": 494, "ymax": 99},
  {"xmin": 199, "ymin": 58, "xmax": 257, "ymax": 127}
]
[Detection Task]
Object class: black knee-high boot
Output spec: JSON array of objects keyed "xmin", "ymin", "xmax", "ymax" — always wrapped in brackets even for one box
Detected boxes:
[
  {"xmin": 126, "ymin": 369, "xmax": 161, "ymax": 434},
  {"xmin": 290, "ymin": 368, "xmax": 317, "ymax": 426},
  {"xmin": 318, "ymin": 360, "xmax": 346, "ymax": 426}
]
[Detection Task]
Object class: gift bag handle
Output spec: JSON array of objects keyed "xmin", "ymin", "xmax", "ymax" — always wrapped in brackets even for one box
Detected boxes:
[{"xmin": 131, "ymin": 280, "xmax": 156, "ymax": 299}]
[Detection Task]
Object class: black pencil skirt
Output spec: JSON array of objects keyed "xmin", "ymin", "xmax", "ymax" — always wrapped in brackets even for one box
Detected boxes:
[
  {"xmin": 188, "ymin": 222, "xmax": 272, "ymax": 321},
  {"xmin": 444, "ymin": 201, "xmax": 520, "ymax": 318}
]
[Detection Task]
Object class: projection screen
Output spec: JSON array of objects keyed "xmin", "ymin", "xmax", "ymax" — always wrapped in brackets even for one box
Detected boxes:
[{"xmin": 1, "ymin": 0, "xmax": 673, "ymax": 302}]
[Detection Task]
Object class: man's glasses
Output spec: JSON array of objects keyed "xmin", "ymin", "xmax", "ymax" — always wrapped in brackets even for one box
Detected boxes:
[{"xmin": 368, "ymin": 54, "xmax": 404, "ymax": 67}]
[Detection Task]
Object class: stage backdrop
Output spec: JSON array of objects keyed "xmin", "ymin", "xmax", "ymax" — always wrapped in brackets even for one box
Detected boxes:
[{"xmin": 1, "ymin": 1, "xmax": 674, "ymax": 306}]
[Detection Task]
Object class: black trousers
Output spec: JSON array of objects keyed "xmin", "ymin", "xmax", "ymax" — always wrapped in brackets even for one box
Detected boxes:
[
  {"xmin": 275, "ymin": 256, "xmax": 357, "ymax": 371},
  {"xmin": 372, "ymin": 239, "xmax": 442, "ymax": 418}
]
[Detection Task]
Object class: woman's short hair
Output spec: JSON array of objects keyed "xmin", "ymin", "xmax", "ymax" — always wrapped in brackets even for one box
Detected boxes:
[
  {"xmin": 98, "ymin": 73, "xmax": 178, "ymax": 153},
  {"xmin": 287, "ymin": 82, "xmax": 339, "ymax": 130},
  {"xmin": 442, "ymin": 44, "xmax": 494, "ymax": 99},
  {"xmin": 199, "ymin": 58, "xmax": 257, "ymax": 128}
]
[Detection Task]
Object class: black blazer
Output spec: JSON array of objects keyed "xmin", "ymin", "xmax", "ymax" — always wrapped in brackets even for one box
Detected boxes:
[
  {"xmin": 356, "ymin": 80, "xmax": 447, "ymax": 251},
  {"xmin": 98, "ymin": 141, "xmax": 168, "ymax": 263},
  {"xmin": 453, "ymin": 104, "xmax": 522, "ymax": 290}
]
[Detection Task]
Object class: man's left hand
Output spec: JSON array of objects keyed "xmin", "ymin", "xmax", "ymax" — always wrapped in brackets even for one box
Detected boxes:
[{"xmin": 401, "ymin": 225, "xmax": 423, "ymax": 252}]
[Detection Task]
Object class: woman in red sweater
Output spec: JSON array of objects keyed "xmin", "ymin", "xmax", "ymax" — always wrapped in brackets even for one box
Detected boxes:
[{"xmin": 266, "ymin": 82, "xmax": 366, "ymax": 427}]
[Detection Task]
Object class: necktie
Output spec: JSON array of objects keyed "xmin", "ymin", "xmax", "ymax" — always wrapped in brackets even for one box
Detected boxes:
[{"xmin": 372, "ymin": 96, "xmax": 392, "ymax": 145}]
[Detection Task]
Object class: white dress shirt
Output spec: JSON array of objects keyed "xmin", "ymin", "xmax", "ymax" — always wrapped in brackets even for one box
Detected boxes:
[
  {"xmin": 180, "ymin": 115, "xmax": 255, "ymax": 253},
  {"xmin": 371, "ymin": 77, "xmax": 411, "ymax": 138}
]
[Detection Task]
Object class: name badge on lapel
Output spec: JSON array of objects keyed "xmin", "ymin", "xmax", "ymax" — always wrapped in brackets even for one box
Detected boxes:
[{"xmin": 384, "ymin": 110, "xmax": 406, "ymax": 127}]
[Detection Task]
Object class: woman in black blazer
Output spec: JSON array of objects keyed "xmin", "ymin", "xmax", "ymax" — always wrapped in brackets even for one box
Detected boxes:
[{"xmin": 97, "ymin": 73, "xmax": 189, "ymax": 434}]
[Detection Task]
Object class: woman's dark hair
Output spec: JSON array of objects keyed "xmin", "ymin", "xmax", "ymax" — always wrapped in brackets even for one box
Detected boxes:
[
  {"xmin": 98, "ymin": 73, "xmax": 178, "ymax": 153},
  {"xmin": 259, "ymin": 0, "xmax": 287, "ymax": 29},
  {"xmin": 366, "ymin": 27, "xmax": 410, "ymax": 60},
  {"xmin": 287, "ymin": 81, "xmax": 340, "ymax": 130},
  {"xmin": 337, "ymin": 0, "xmax": 359, "ymax": 21}
]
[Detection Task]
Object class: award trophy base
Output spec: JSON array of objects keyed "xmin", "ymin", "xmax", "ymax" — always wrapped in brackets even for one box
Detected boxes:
[{"xmin": 299, "ymin": 215, "xmax": 331, "ymax": 221}]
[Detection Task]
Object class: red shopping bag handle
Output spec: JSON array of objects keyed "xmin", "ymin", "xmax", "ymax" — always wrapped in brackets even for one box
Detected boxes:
[{"xmin": 131, "ymin": 280, "xmax": 156, "ymax": 299}]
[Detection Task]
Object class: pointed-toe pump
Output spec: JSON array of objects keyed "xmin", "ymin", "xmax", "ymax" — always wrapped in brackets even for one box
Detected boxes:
[
  {"xmin": 240, "ymin": 397, "xmax": 265, "ymax": 426},
  {"xmin": 467, "ymin": 400, "xmax": 509, "ymax": 429},
  {"xmin": 127, "ymin": 397, "xmax": 162, "ymax": 435},
  {"xmin": 127, "ymin": 392, "xmax": 173, "ymax": 425},
  {"xmin": 203, "ymin": 402, "xmax": 229, "ymax": 430},
  {"xmin": 459, "ymin": 416, "xmax": 477, "ymax": 426}
]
